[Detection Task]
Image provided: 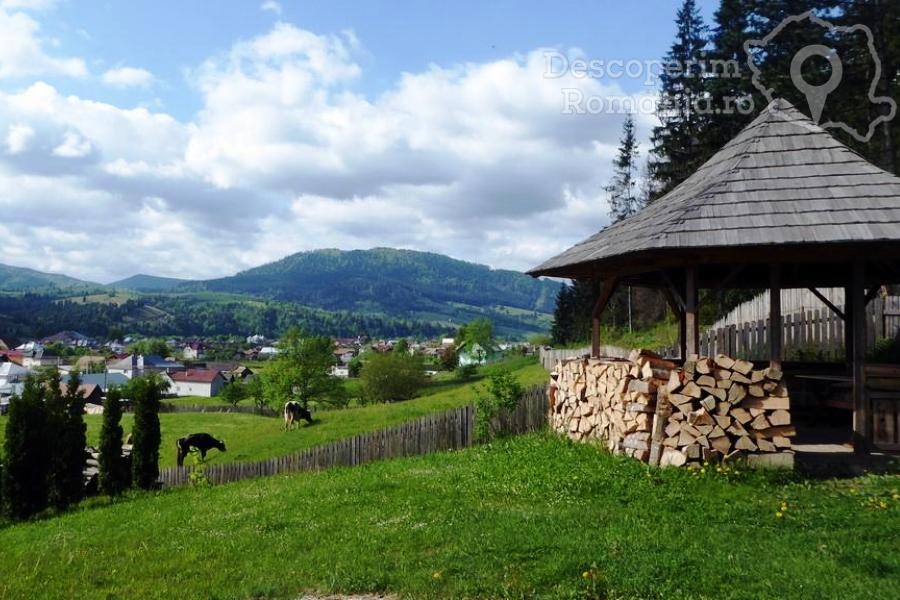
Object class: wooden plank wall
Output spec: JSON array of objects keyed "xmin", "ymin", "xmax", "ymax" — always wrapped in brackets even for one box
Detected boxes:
[{"xmin": 159, "ymin": 384, "xmax": 548, "ymax": 489}]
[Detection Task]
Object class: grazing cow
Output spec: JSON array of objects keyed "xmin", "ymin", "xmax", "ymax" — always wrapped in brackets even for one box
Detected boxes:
[
  {"xmin": 176, "ymin": 433, "xmax": 226, "ymax": 466},
  {"xmin": 283, "ymin": 401, "xmax": 313, "ymax": 430}
]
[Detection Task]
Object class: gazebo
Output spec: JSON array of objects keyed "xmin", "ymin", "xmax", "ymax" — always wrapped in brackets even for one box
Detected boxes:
[{"xmin": 529, "ymin": 99, "xmax": 900, "ymax": 454}]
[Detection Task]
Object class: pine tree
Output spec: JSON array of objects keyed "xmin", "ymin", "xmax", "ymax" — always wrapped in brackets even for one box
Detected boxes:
[
  {"xmin": 606, "ymin": 114, "xmax": 641, "ymax": 223},
  {"xmin": 701, "ymin": 0, "xmax": 759, "ymax": 154},
  {"xmin": 1, "ymin": 378, "xmax": 50, "ymax": 520},
  {"xmin": 835, "ymin": 0, "xmax": 900, "ymax": 173},
  {"xmin": 130, "ymin": 375, "xmax": 165, "ymax": 490},
  {"xmin": 99, "ymin": 388, "xmax": 129, "ymax": 495},
  {"xmin": 650, "ymin": 0, "xmax": 709, "ymax": 198},
  {"xmin": 551, "ymin": 285, "xmax": 575, "ymax": 345},
  {"xmin": 42, "ymin": 368, "xmax": 69, "ymax": 510},
  {"xmin": 57, "ymin": 371, "xmax": 87, "ymax": 508}
]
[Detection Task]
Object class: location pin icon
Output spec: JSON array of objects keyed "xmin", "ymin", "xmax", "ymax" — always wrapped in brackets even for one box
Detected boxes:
[{"xmin": 790, "ymin": 45, "xmax": 842, "ymax": 124}]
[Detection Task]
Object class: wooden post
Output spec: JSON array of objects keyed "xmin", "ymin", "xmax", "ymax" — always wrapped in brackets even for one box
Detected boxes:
[
  {"xmin": 769, "ymin": 264, "xmax": 782, "ymax": 370},
  {"xmin": 590, "ymin": 276, "xmax": 619, "ymax": 358},
  {"xmin": 850, "ymin": 261, "xmax": 870, "ymax": 453},
  {"xmin": 684, "ymin": 266, "xmax": 699, "ymax": 357}
]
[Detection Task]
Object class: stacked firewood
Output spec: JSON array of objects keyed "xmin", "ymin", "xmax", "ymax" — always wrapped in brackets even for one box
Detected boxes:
[
  {"xmin": 659, "ymin": 354, "xmax": 793, "ymax": 467},
  {"xmin": 550, "ymin": 350, "xmax": 794, "ymax": 467}
]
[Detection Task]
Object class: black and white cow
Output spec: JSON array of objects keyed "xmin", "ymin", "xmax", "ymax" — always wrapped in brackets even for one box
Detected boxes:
[
  {"xmin": 176, "ymin": 433, "xmax": 226, "ymax": 466},
  {"xmin": 283, "ymin": 401, "xmax": 313, "ymax": 430}
]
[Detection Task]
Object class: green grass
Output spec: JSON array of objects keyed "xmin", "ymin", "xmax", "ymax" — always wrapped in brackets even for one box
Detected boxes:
[
  {"xmin": 0, "ymin": 358, "xmax": 546, "ymax": 469},
  {"xmin": 0, "ymin": 433, "xmax": 897, "ymax": 599}
]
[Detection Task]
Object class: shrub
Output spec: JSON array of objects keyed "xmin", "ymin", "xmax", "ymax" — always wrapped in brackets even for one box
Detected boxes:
[
  {"xmin": 439, "ymin": 345, "xmax": 459, "ymax": 371},
  {"xmin": 455, "ymin": 363, "xmax": 477, "ymax": 381},
  {"xmin": 360, "ymin": 351, "xmax": 426, "ymax": 404},
  {"xmin": 219, "ymin": 380, "xmax": 246, "ymax": 408},
  {"xmin": 1, "ymin": 378, "xmax": 50, "ymax": 520},
  {"xmin": 99, "ymin": 388, "xmax": 130, "ymax": 495},
  {"xmin": 474, "ymin": 367, "xmax": 523, "ymax": 441}
]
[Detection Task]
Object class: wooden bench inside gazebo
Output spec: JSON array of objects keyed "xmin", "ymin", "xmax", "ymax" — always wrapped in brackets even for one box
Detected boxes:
[{"xmin": 529, "ymin": 99, "xmax": 900, "ymax": 455}]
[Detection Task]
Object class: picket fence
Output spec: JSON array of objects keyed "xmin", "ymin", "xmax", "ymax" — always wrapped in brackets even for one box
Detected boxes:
[
  {"xmin": 158, "ymin": 384, "xmax": 548, "ymax": 488},
  {"xmin": 539, "ymin": 345, "xmax": 626, "ymax": 370},
  {"xmin": 661, "ymin": 296, "xmax": 900, "ymax": 361}
]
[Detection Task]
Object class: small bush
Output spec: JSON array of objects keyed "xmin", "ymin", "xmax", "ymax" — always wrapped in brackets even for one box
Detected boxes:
[
  {"xmin": 360, "ymin": 351, "xmax": 426, "ymax": 404},
  {"xmin": 455, "ymin": 363, "xmax": 477, "ymax": 381},
  {"xmin": 474, "ymin": 367, "xmax": 523, "ymax": 441}
]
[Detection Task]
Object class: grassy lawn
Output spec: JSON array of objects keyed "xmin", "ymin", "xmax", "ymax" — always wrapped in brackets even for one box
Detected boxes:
[
  {"xmin": 0, "ymin": 358, "xmax": 546, "ymax": 469},
  {"xmin": 0, "ymin": 433, "xmax": 896, "ymax": 599}
]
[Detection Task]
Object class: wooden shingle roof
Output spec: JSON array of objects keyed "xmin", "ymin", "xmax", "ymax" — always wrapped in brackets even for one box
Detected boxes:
[{"xmin": 529, "ymin": 99, "xmax": 900, "ymax": 278}]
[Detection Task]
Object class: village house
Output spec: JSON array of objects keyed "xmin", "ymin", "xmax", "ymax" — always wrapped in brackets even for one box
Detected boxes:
[
  {"xmin": 107, "ymin": 354, "xmax": 184, "ymax": 379},
  {"xmin": 166, "ymin": 369, "xmax": 226, "ymax": 398},
  {"xmin": 333, "ymin": 347, "xmax": 356, "ymax": 364},
  {"xmin": 0, "ymin": 360, "xmax": 28, "ymax": 387},
  {"xmin": 181, "ymin": 341, "xmax": 205, "ymax": 360},
  {"xmin": 62, "ymin": 372, "xmax": 129, "ymax": 393},
  {"xmin": 330, "ymin": 365, "xmax": 350, "ymax": 379},
  {"xmin": 40, "ymin": 330, "xmax": 93, "ymax": 348}
]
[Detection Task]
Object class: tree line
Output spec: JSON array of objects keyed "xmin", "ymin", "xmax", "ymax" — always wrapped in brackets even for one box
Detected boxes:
[{"xmin": 1, "ymin": 372, "xmax": 166, "ymax": 521}]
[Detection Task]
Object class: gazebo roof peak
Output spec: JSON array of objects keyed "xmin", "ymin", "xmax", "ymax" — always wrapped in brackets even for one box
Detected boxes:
[{"xmin": 529, "ymin": 98, "xmax": 900, "ymax": 278}]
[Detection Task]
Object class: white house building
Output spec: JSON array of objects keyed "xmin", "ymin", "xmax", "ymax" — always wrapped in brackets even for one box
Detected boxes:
[{"xmin": 166, "ymin": 369, "xmax": 226, "ymax": 398}]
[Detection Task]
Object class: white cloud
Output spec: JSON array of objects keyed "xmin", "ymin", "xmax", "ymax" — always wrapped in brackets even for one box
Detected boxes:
[
  {"xmin": 5, "ymin": 123, "xmax": 34, "ymax": 154},
  {"xmin": 0, "ymin": 8, "xmax": 86, "ymax": 78},
  {"xmin": 52, "ymin": 131, "xmax": 92, "ymax": 157},
  {"xmin": 260, "ymin": 1, "xmax": 282, "ymax": 15},
  {"xmin": 0, "ymin": 21, "xmax": 642, "ymax": 282},
  {"xmin": 0, "ymin": 0, "xmax": 58, "ymax": 11},
  {"xmin": 101, "ymin": 66, "xmax": 154, "ymax": 88}
]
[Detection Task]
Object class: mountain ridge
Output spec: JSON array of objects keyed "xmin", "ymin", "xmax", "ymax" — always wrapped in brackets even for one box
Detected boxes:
[{"xmin": 0, "ymin": 248, "xmax": 559, "ymax": 338}]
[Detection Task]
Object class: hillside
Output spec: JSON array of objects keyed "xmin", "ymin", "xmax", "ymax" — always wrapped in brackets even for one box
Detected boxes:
[
  {"xmin": 110, "ymin": 274, "xmax": 189, "ymax": 292},
  {"xmin": 0, "ymin": 434, "xmax": 896, "ymax": 598},
  {"xmin": 187, "ymin": 248, "xmax": 560, "ymax": 333},
  {"xmin": 0, "ymin": 263, "xmax": 99, "ymax": 292},
  {"xmin": 0, "ymin": 249, "xmax": 559, "ymax": 338}
]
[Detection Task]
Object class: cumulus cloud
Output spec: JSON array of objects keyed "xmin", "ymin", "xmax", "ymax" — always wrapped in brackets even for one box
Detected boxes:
[
  {"xmin": 101, "ymin": 65, "xmax": 154, "ymax": 88},
  {"xmin": 5, "ymin": 123, "xmax": 34, "ymax": 154},
  {"xmin": 0, "ymin": 7, "xmax": 86, "ymax": 78},
  {"xmin": 52, "ymin": 131, "xmax": 92, "ymax": 157},
  {"xmin": 0, "ymin": 19, "xmax": 645, "ymax": 282}
]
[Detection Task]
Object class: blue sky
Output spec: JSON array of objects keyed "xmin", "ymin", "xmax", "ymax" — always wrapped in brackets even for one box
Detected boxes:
[{"xmin": 0, "ymin": 0, "xmax": 719, "ymax": 282}]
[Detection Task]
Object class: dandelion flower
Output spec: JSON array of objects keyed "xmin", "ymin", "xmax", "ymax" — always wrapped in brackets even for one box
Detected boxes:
[{"xmin": 775, "ymin": 511, "xmax": 784, "ymax": 518}]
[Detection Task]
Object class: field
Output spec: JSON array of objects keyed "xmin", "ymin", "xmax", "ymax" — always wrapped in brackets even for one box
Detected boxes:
[
  {"xmin": 0, "ymin": 358, "xmax": 546, "ymax": 469},
  {"xmin": 0, "ymin": 433, "xmax": 897, "ymax": 599}
]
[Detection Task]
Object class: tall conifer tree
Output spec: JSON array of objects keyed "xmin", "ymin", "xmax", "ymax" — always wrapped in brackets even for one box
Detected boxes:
[{"xmin": 650, "ymin": 0, "xmax": 708, "ymax": 198}]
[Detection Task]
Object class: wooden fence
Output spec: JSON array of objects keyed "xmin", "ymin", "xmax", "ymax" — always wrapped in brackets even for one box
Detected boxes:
[
  {"xmin": 158, "ymin": 384, "xmax": 548, "ymax": 488},
  {"xmin": 661, "ymin": 296, "xmax": 897, "ymax": 361},
  {"xmin": 539, "ymin": 345, "xmax": 628, "ymax": 370}
]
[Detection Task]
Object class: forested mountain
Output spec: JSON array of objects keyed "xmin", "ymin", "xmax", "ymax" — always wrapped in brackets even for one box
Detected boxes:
[
  {"xmin": 0, "ymin": 264, "xmax": 99, "ymax": 292},
  {"xmin": 0, "ymin": 248, "xmax": 558, "ymax": 339},
  {"xmin": 188, "ymin": 248, "xmax": 559, "ymax": 316}
]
